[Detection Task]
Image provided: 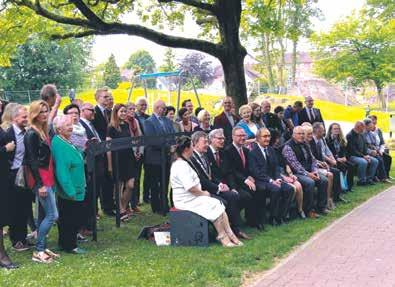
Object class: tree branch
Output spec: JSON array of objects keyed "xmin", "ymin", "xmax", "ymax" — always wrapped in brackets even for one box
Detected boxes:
[
  {"xmin": 157, "ymin": 0, "xmax": 217, "ymax": 15},
  {"xmin": 19, "ymin": 0, "xmax": 222, "ymax": 56},
  {"xmin": 69, "ymin": 0, "xmax": 106, "ymax": 28}
]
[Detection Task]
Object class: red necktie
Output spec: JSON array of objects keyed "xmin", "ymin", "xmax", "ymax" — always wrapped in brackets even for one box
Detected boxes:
[
  {"xmin": 239, "ymin": 147, "xmax": 246, "ymax": 168},
  {"xmin": 215, "ymin": 151, "xmax": 221, "ymax": 166}
]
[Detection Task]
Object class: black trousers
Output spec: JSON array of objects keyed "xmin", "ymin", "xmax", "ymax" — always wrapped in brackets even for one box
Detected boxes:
[
  {"xmin": 8, "ymin": 169, "xmax": 31, "ymax": 246},
  {"xmin": 142, "ymin": 161, "xmax": 151, "ymax": 203},
  {"xmin": 383, "ymin": 153, "xmax": 392, "ymax": 177},
  {"xmin": 218, "ymin": 189, "xmax": 252, "ymax": 234},
  {"xmin": 145, "ymin": 163, "xmax": 170, "ymax": 213},
  {"xmin": 265, "ymin": 181, "xmax": 295, "ymax": 220},
  {"xmin": 240, "ymin": 184, "xmax": 265, "ymax": 227},
  {"xmin": 375, "ymin": 155, "xmax": 387, "ymax": 180},
  {"xmin": 58, "ymin": 197, "xmax": 83, "ymax": 252},
  {"xmin": 329, "ymin": 167, "xmax": 342, "ymax": 201}
]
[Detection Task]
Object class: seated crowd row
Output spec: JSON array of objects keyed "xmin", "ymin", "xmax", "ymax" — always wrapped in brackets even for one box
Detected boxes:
[{"xmin": 0, "ymin": 85, "xmax": 392, "ymax": 267}]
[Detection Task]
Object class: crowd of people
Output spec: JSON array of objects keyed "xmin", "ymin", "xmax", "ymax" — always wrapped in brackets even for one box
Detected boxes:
[{"xmin": 0, "ymin": 85, "xmax": 392, "ymax": 267}]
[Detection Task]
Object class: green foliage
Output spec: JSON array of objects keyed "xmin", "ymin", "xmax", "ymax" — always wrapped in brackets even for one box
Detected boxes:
[
  {"xmin": 103, "ymin": 54, "xmax": 121, "ymax": 89},
  {"xmin": 159, "ymin": 48, "xmax": 177, "ymax": 72},
  {"xmin": 0, "ymin": 37, "xmax": 91, "ymax": 91},
  {"xmin": 312, "ymin": 8, "xmax": 395, "ymax": 108},
  {"xmin": 124, "ymin": 49, "xmax": 156, "ymax": 88}
]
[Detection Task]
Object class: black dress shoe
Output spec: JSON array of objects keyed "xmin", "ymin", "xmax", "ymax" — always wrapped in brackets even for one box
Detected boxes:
[
  {"xmin": 0, "ymin": 261, "xmax": 19, "ymax": 269},
  {"xmin": 103, "ymin": 210, "xmax": 116, "ymax": 217},
  {"xmin": 256, "ymin": 224, "xmax": 265, "ymax": 231}
]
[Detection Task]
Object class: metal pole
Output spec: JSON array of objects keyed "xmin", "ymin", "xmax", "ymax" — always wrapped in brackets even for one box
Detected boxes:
[
  {"xmin": 190, "ymin": 76, "xmax": 201, "ymax": 108},
  {"xmin": 160, "ymin": 145, "xmax": 167, "ymax": 216},
  {"xmin": 127, "ymin": 76, "xmax": 136, "ymax": 103},
  {"xmin": 92, "ymin": 156, "xmax": 98, "ymax": 242},
  {"xmin": 114, "ymin": 151, "xmax": 121, "ymax": 227},
  {"xmin": 27, "ymin": 90, "xmax": 32, "ymax": 104},
  {"xmin": 176, "ymin": 76, "xmax": 182, "ymax": 113},
  {"xmin": 143, "ymin": 79, "xmax": 149, "ymax": 113}
]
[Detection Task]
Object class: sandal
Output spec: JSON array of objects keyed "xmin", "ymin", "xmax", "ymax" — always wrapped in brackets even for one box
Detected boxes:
[
  {"xmin": 120, "ymin": 212, "xmax": 130, "ymax": 222},
  {"xmin": 32, "ymin": 251, "xmax": 53, "ymax": 264},
  {"xmin": 45, "ymin": 249, "xmax": 60, "ymax": 259},
  {"xmin": 216, "ymin": 234, "xmax": 237, "ymax": 248},
  {"xmin": 227, "ymin": 232, "xmax": 244, "ymax": 246}
]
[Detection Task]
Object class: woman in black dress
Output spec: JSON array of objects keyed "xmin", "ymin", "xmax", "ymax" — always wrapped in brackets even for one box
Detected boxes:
[
  {"xmin": 107, "ymin": 104, "xmax": 136, "ymax": 222},
  {"xmin": 0, "ymin": 127, "xmax": 18, "ymax": 269}
]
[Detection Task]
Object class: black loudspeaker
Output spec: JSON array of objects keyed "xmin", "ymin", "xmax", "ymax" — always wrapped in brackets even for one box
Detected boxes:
[{"xmin": 170, "ymin": 210, "xmax": 209, "ymax": 247}]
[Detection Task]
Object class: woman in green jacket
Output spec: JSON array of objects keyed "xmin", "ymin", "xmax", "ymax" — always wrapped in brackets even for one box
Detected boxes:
[{"xmin": 52, "ymin": 115, "xmax": 87, "ymax": 254}]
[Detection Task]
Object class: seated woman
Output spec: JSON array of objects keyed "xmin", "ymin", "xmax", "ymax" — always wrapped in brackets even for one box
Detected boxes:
[
  {"xmin": 249, "ymin": 102, "xmax": 265, "ymax": 128},
  {"xmin": 326, "ymin": 123, "xmax": 356, "ymax": 191},
  {"xmin": 273, "ymin": 106, "xmax": 292, "ymax": 143},
  {"xmin": 270, "ymin": 130, "xmax": 305, "ymax": 219},
  {"xmin": 236, "ymin": 104, "xmax": 258, "ymax": 147},
  {"xmin": 107, "ymin": 104, "xmax": 136, "ymax": 221},
  {"xmin": 52, "ymin": 115, "xmax": 87, "ymax": 254},
  {"xmin": 193, "ymin": 110, "xmax": 213, "ymax": 133},
  {"xmin": 170, "ymin": 136, "xmax": 243, "ymax": 247},
  {"xmin": 178, "ymin": 108, "xmax": 198, "ymax": 134}
]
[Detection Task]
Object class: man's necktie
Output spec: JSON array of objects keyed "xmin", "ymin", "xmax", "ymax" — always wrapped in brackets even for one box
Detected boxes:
[
  {"xmin": 215, "ymin": 151, "xmax": 221, "ymax": 166},
  {"xmin": 239, "ymin": 147, "xmax": 246, "ymax": 168}
]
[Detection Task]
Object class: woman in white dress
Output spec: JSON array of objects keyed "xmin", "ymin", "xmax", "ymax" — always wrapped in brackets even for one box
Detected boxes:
[{"xmin": 170, "ymin": 136, "xmax": 243, "ymax": 247}]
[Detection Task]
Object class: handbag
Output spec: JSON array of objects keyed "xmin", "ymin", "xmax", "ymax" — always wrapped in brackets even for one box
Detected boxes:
[
  {"xmin": 14, "ymin": 165, "xmax": 26, "ymax": 188},
  {"xmin": 340, "ymin": 171, "xmax": 348, "ymax": 191}
]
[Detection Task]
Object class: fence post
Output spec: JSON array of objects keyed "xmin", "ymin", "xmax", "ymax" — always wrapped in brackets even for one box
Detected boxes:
[{"xmin": 114, "ymin": 151, "xmax": 121, "ymax": 227}]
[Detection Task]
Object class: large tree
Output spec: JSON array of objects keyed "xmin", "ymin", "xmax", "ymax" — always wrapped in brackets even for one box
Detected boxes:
[
  {"xmin": 312, "ymin": 8, "xmax": 395, "ymax": 109},
  {"xmin": 179, "ymin": 52, "xmax": 214, "ymax": 89},
  {"xmin": 103, "ymin": 54, "xmax": 121, "ymax": 89},
  {"xmin": 2, "ymin": 0, "xmax": 249, "ymax": 109},
  {"xmin": 0, "ymin": 37, "xmax": 91, "ymax": 91},
  {"xmin": 124, "ymin": 50, "xmax": 156, "ymax": 88}
]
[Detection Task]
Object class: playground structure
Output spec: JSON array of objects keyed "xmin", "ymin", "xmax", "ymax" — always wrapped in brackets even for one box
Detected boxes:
[{"xmin": 127, "ymin": 71, "xmax": 201, "ymax": 112}]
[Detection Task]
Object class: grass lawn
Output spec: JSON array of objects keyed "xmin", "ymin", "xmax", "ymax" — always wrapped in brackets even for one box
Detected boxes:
[{"xmin": 1, "ymin": 162, "xmax": 394, "ymax": 287}]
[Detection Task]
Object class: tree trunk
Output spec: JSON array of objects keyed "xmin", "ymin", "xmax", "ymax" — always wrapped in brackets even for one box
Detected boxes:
[
  {"xmin": 263, "ymin": 33, "xmax": 275, "ymax": 91},
  {"xmin": 375, "ymin": 81, "xmax": 386, "ymax": 110},
  {"xmin": 277, "ymin": 37, "xmax": 286, "ymax": 91},
  {"xmin": 220, "ymin": 53, "xmax": 248, "ymax": 110},
  {"xmin": 291, "ymin": 39, "xmax": 298, "ymax": 87},
  {"xmin": 216, "ymin": 0, "xmax": 248, "ymax": 110}
]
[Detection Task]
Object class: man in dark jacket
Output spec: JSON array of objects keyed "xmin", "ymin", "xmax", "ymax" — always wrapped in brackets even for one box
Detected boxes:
[
  {"xmin": 346, "ymin": 121, "xmax": 379, "ymax": 185},
  {"xmin": 298, "ymin": 96, "xmax": 324, "ymax": 126},
  {"xmin": 213, "ymin": 97, "xmax": 240, "ymax": 145},
  {"xmin": 249, "ymin": 128, "xmax": 294, "ymax": 225}
]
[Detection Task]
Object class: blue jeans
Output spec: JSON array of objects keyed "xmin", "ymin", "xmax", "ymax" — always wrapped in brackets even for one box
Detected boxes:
[
  {"xmin": 36, "ymin": 186, "xmax": 58, "ymax": 252},
  {"xmin": 349, "ymin": 156, "xmax": 379, "ymax": 183}
]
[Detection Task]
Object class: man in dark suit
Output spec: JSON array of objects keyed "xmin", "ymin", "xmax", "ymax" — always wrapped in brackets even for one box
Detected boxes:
[
  {"xmin": 213, "ymin": 97, "xmax": 240, "ymax": 145},
  {"xmin": 91, "ymin": 88, "xmax": 114, "ymax": 216},
  {"xmin": 6, "ymin": 104, "xmax": 31, "ymax": 251},
  {"xmin": 261, "ymin": 100, "xmax": 278, "ymax": 130},
  {"xmin": 191, "ymin": 130, "xmax": 251, "ymax": 240},
  {"xmin": 249, "ymin": 128, "xmax": 294, "ymax": 225},
  {"xmin": 144, "ymin": 100, "xmax": 175, "ymax": 213},
  {"xmin": 298, "ymin": 96, "xmax": 324, "ymax": 126},
  {"xmin": 80, "ymin": 103, "xmax": 105, "ymax": 230},
  {"xmin": 135, "ymin": 96, "xmax": 151, "ymax": 203},
  {"xmin": 223, "ymin": 127, "xmax": 265, "ymax": 230}
]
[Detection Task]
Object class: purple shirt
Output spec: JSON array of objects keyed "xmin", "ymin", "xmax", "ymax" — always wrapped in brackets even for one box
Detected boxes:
[{"xmin": 282, "ymin": 144, "xmax": 318, "ymax": 176}]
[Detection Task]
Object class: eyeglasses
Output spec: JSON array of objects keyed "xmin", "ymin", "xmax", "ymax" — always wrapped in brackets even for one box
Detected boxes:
[
  {"xmin": 83, "ymin": 108, "xmax": 95, "ymax": 112},
  {"xmin": 234, "ymin": 134, "xmax": 246, "ymax": 137}
]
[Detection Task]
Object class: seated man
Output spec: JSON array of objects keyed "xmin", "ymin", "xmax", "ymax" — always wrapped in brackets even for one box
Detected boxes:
[
  {"xmin": 363, "ymin": 118, "xmax": 391, "ymax": 183},
  {"xmin": 369, "ymin": 115, "xmax": 392, "ymax": 178},
  {"xmin": 190, "ymin": 131, "xmax": 250, "ymax": 239},
  {"xmin": 223, "ymin": 127, "xmax": 265, "ymax": 230},
  {"xmin": 311, "ymin": 122, "xmax": 347, "ymax": 205},
  {"xmin": 249, "ymin": 128, "xmax": 295, "ymax": 226},
  {"xmin": 346, "ymin": 121, "xmax": 379, "ymax": 185},
  {"xmin": 282, "ymin": 126, "xmax": 328, "ymax": 218}
]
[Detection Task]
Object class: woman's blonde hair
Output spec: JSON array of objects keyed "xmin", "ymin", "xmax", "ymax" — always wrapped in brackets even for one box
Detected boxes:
[
  {"xmin": 0, "ymin": 102, "xmax": 18, "ymax": 130},
  {"xmin": 238, "ymin": 104, "xmax": 252, "ymax": 117},
  {"xmin": 29, "ymin": 100, "xmax": 50, "ymax": 140},
  {"xmin": 197, "ymin": 109, "xmax": 210, "ymax": 123}
]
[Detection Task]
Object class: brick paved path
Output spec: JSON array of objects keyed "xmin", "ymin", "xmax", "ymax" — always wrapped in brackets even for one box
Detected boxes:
[{"xmin": 253, "ymin": 187, "xmax": 395, "ymax": 287}]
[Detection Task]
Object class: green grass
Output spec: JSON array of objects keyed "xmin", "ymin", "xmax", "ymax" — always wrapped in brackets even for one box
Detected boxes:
[{"xmin": 2, "ymin": 166, "xmax": 394, "ymax": 287}]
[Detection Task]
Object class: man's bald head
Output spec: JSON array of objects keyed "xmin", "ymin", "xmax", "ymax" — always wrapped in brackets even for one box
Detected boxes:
[
  {"xmin": 261, "ymin": 100, "xmax": 271, "ymax": 114},
  {"xmin": 153, "ymin": 100, "xmax": 166, "ymax": 116},
  {"xmin": 80, "ymin": 102, "xmax": 95, "ymax": 121}
]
